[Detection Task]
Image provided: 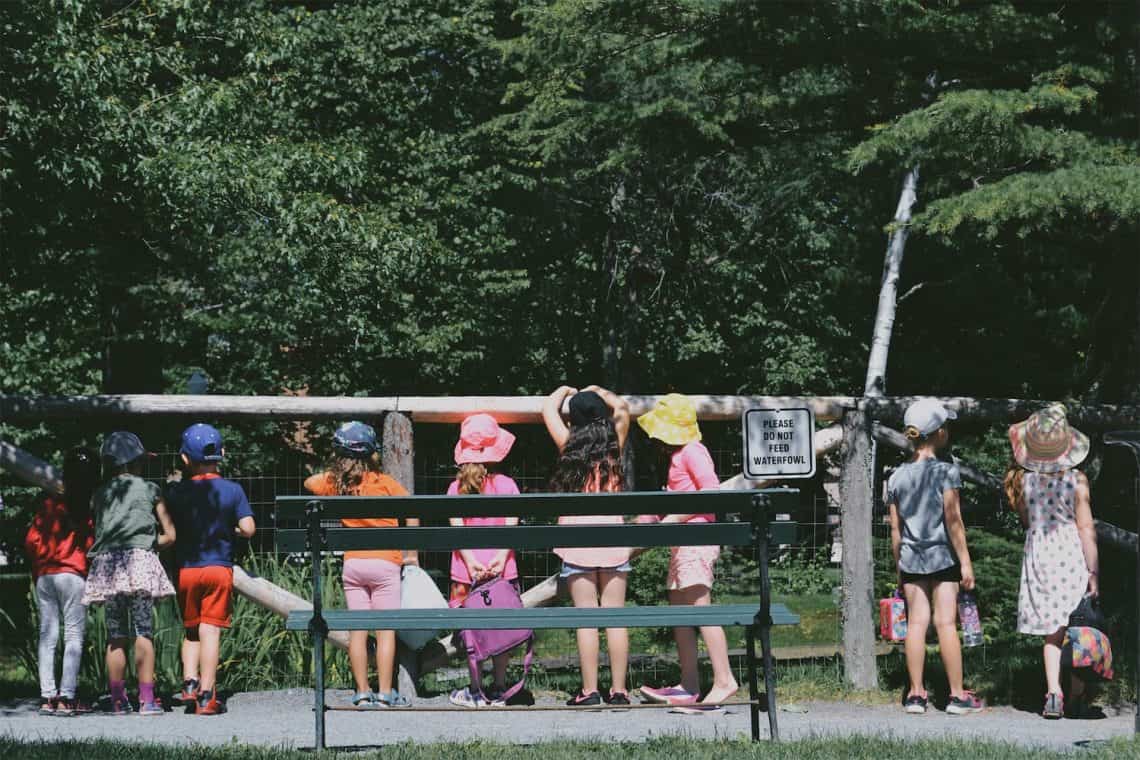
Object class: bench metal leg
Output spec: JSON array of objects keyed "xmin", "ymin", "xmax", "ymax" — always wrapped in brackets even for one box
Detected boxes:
[
  {"xmin": 314, "ymin": 630, "xmax": 326, "ymax": 750},
  {"xmin": 759, "ymin": 620, "xmax": 779, "ymax": 741},
  {"xmin": 746, "ymin": 626, "xmax": 760, "ymax": 741}
]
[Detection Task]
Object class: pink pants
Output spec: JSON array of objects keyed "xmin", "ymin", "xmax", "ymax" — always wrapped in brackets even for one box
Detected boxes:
[{"xmin": 343, "ymin": 558, "xmax": 402, "ymax": 610}]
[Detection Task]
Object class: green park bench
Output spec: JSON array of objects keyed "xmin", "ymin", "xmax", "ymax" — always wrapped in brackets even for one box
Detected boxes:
[{"xmin": 275, "ymin": 489, "xmax": 800, "ymax": 749}]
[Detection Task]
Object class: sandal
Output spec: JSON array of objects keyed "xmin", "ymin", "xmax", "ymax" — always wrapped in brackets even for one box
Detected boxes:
[
  {"xmin": 351, "ymin": 691, "xmax": 381, "ymax": 709},
  {"xmin": 376, "ymin": 690, "xmax": 411, "ymax": 708}
]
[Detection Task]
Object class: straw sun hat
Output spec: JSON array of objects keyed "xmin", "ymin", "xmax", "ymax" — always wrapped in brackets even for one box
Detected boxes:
[
  {"xmin": 637, "ymin": 393, "xmax": 702, "ymax": 446},
  {"xmin": 1008, "ymin": 403, "xmax": 1090, "ymax": 473}
]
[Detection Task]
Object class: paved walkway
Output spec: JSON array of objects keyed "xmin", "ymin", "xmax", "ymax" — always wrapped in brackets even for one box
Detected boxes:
[{"xmin": 1, "ymin": 690, "xmax": 1134, "ymax": 751}]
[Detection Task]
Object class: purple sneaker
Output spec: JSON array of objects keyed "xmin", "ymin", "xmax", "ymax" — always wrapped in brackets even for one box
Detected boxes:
[{"xmin": 639, "ymin": 684, "xmax": 698, "ymax": 706}]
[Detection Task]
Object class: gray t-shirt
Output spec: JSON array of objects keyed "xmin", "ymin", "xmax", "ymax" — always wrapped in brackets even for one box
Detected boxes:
[{"xmin": 886, "ymin": 459, "xmax": 961, "ymax": 575}]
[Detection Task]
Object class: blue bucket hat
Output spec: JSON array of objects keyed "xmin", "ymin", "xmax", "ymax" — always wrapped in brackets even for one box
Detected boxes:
[
  {"xmin": 180, "ymin": 423, "xmax": 224, "ymax": 463},
  {"xmin": 333, "ymin": 421, "xmax": 378, "ymax": 459}
]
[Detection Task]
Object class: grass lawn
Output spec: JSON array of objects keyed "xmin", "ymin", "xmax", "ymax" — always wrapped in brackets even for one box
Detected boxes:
[{"xmin": 3, "ymin": 736, "xmax": 1138, "ymax": 760}]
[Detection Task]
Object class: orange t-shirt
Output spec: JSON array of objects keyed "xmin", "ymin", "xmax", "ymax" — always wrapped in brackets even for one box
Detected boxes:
[{"xmin": 304, "ymin": 470, "xmax": 408, "ymax": 565}]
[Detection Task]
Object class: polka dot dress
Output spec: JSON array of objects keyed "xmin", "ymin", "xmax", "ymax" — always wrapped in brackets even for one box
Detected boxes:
[{"xmin": 1017, "ymin": 470, "xmax": 1089, "ymax": 635}]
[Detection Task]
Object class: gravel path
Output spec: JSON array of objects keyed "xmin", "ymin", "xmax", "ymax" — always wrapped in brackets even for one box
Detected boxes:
[{"xmin": 1, "ymin": 690, "xmax": 1134, "ymax": 751}]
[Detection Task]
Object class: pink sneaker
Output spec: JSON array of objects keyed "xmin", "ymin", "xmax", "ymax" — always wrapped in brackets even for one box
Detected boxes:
[{"xmin": 639, "ymin": 685, "xmax": 698, "ymax": 706}]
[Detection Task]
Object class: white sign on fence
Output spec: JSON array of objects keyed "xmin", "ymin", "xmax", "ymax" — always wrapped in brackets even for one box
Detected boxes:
[{"xmin": 742, "ymin": 407, "xmax": 816, "ymax": 479}]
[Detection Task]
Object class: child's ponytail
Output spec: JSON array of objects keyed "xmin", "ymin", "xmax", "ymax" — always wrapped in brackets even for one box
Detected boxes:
[
  {"xmin": 904, "ymin": 425, "xmax": 923, "ymax": 442},
  {"xmin": 457, "ymin": 463, "xmax": 488, "ymax": 495},
  {"xmin": 1003, "ymin": 464, "xmax": 1025, "ymax": 513}
]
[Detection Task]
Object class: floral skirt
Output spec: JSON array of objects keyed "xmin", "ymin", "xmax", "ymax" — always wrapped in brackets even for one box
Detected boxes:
[{"xmin": 82, "ymin": 548, "xmax": 175, "ymax": 605}]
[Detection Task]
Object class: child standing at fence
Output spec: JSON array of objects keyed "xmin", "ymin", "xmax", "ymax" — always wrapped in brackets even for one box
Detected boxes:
[
  {"xmin": 82, "ymin": 432, "xmax": 177, "ymax": 715},
  {"xmin": 25, "ymin": 446, "xmax": 99, "ymax": 716},
  {"xmin": 635, "ymin": 394, "xmax": 738, "ymax": 712},
  {"xmin": 1006, "ymin": 404, "xmax": 1099, "ymax": 719},
  {"xmin": 165, "ymin": 424, "xmax": 255, "ymax": 715},
  {"xmin": 887, "ymin": 400, "xmax": 982, "ymax": 716},
  {"xmin": 446, "ymin": 413, "xmax": 521, "ymax": 708},
  {"xmin": 543, "ymin": 384, "xmax": 633, "ymax": 707},
  {"xmin": 304, "ymin": 421, "xmax": 418, "ymax": 709}
]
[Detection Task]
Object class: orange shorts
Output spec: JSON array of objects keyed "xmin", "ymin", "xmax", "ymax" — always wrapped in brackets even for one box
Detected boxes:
[{"xmin": 178, "ymin": 566, "xmax": 234, "ymax": 628}]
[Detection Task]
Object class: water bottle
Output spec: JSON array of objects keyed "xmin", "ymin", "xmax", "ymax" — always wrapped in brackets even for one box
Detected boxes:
[{"xmin": 958, "ymin": 591, "xmax": 983, "ymax": 647}]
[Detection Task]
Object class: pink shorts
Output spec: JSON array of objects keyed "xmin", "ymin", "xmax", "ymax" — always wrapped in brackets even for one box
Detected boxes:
[
  {"xmin": 667, "ymin": 545, "xmax": 720, "ymax": 591},
  {"xmin": 343, "ymin": 558, "xmax": 402, "ymax": 610}
]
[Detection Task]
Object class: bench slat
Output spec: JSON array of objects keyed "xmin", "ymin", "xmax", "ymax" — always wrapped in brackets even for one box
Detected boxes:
[
  {"xmin": 275, "ymin": 489, "xmax": 799, "ymax": 521},
  {"xmin": 276, "ymin": 522, "xmax": 753, "ymax": 553},
  {"xmin": 285, "ymin": 603, "xmax": 799, "ymax": 631}
]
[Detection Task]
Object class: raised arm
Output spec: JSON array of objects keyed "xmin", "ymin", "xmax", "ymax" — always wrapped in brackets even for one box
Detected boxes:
[
  {"xmin": 582, "ymin": 384, "xmax": 630, "ymax": 450},
  {"xmin": 542, "ymin": 385, "xmax": 576, "ymax": 451},
  {"xmin": 154, "ymin": 498, "xmax": 176, "ymax": 551},
  {"xmin": 1074, "ymin": 471, "xmax": 1099, "ymax": 597}
]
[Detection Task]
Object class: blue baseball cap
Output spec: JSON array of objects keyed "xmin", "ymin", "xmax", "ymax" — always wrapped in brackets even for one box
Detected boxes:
[
  {"xmin": 333, "ymin": 421, "xmax": 378, "ymax": 459},
  {"xmin": 180, "ymin": 423, "xmax": 224, "ymax": 463}
]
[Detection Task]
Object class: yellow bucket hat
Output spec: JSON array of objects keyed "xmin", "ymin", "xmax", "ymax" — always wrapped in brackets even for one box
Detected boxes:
[{"xmin": 637, "ymin": 393, "xmax": 701, "ymax": 446}]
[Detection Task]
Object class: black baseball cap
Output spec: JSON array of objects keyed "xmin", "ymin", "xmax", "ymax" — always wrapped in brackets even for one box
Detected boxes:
[{"xmin": 568, "ymin": 391, "xmax": 609, "ymax": 427}]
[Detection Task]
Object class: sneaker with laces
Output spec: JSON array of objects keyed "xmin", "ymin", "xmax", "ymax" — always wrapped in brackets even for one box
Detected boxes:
[
  {"xmin": 196, "ymin": 690, "xmax": 226, "ymax": 715},
  {"xmin": 566, "ymin": 689, "xmax": 603, "ymax": 708},
  {"xmin": 449, "ymin": 687, "xmax": 489, "ymax": 709},
  {"xmin": 947, "ymin": 691, "xmax": 984, "ymax": 715},
  {"xmin": 903, "ymin": 692, "xmax": 928, "ymax": 714},
  {"xmin": 640, "ymin": 684, "xmax": 698, "ymax": 706},
  {"xmin": 176, "ymin": 679, "xmax": 200, "ymax": 703},
  {"xmin": 1042, "ymin": 692, "xmax": 1063, "ymax": 720},
  {"xmin": 107, "ymin": 698, "xmax": 133, "ymax": 716}
]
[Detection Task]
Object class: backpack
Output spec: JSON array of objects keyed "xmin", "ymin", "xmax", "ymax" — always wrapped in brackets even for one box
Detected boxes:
[{"xmin": 458, "ymin": 576, "xmax": 534, "ymax": 703}]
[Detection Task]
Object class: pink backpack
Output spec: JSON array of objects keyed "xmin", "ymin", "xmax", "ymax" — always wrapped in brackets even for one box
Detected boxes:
[{"xmin": 458, "ymin": 576, "xmax": 534, "ymax": 703}]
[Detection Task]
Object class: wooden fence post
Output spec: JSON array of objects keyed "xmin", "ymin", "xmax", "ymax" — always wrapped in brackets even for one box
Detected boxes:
[
  {"xmin": 839, "ymin": 406, "xmax": 879, "ymax": 690},
  {"xmin": 381, "ymin": 412, "xmax": 420, "ymax": 698}
]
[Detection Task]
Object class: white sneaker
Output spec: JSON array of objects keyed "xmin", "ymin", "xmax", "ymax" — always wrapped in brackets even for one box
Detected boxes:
[{"xmin": 449, "ymin": 687, "xmax": 488, "ymax": 708}]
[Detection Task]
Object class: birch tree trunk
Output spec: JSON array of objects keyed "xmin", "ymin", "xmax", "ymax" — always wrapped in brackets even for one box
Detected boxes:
[{"xmin": 863, "ymin": 166, "xmax": 919, "ymax": 396}]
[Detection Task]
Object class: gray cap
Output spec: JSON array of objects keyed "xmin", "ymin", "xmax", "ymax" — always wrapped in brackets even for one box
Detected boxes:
[
  {"xmin": 101, "ymin": 431, "xmax": 148, "ymax": 466},
  {"xmin": 903, "ymin": 399, "xmax": 957, "ymax": 436}
]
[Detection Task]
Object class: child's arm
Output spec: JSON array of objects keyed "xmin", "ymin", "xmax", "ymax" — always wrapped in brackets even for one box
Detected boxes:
[
  {"xmin": 943, "ymin": 487, "xmax": 974, "ymax": 590},
  {"xmin": 888, "ymin": 501, "xmax": 902, "ymax": 589},
  {"xmin": 582, "ymin": 384, "xmax": 630, "ymax": 450},
  {"xmin": 235, "ymin": 516, "xmax": 256, "ymax": 538},
  {"xmin": 403, "ymin": 515, "xmax": 420, "ymax": 566},
  {"xmin": 1074, "ymin": 471, "xmax": 1099, "ymax": 597},
  {"xmin": 154, "ymin": 498, "xmax": 176, "ymax": 550},
  {"xmin": 543, "ymin": 386, "xmax": 576, "ymax": 451}
]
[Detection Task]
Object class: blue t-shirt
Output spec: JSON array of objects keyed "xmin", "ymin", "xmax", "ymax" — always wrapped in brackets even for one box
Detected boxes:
[{"xmin": 166, "ymin": 475, "xmax": 253, "ymax": 568}]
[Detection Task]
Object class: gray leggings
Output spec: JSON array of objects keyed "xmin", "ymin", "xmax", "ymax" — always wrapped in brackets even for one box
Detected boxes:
[{"xmin": 36, "ymin": 573, "xmax": 88, "ymax": 699}]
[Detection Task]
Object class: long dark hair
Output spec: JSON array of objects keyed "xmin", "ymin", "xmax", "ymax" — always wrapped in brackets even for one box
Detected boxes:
[
  {"xmin": 326, "ymin": 452, "xmax": 382, "ymax": 495},
  {"xmin": 62, "ymin": 446, "xmax": 99, "ymax": 525},
  {"xmin": 549, "ymin": 417, "xmax": 624, "ymax": 493}
]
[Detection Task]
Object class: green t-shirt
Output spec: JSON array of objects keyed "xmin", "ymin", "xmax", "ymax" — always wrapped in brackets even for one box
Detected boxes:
[{"xmin": 89, "ymin": 474, "xmax": 161, "ymax": 555}]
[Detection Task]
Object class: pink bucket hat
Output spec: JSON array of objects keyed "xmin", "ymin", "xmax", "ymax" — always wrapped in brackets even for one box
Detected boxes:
[
  {"xmin": 1009, "ymin": 403, "xmax": 1090, "ymax": 473},
  {"xmin": 454, "ymin": 413, "xmax": 516, "ymax": 465}
]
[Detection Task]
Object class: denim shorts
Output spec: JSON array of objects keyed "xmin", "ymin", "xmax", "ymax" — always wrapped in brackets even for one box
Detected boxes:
[{"xmin": 560, "ymin": 561, "xmax": 632, "ymax": 579}]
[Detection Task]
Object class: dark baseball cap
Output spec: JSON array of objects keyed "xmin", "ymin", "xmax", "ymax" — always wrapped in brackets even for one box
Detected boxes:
[
  {"xmin": 101, "ymin": 431, "xmax": 149, "ymax": 466},
  {"xmin": 333, "ymin": 421, "xmax": 378, "ymax": 459},
  {"xmin": 568, "ymin": 391, "xmax": 609, "ymax": 427},
  {"xmin": 180, "ymin": 423, "xmax": 224, "ymax": 463}
]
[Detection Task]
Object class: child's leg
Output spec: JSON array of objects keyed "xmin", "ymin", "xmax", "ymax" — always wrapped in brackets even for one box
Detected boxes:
[
  {"xmin": 667, "ymin": 588, "xmax": 701, "ymax": 695},
  {"xmin": 491, "ymin": 653, "xmax": 510, "ymax": 692},
  {"xmin": 373, "ymin": 560, "xmax": 402, "ymax": 695},
  {"xmin": 930, "ymin": 580, "xmax": 964, "ymax": 697},
  {"xmin": 343, "ymin": 559, "xmax": 375, "ymax": 694},
  {"xmin": 58, "ymin": 574, "xmax": 87, "ymax": 700},
  {"xmin": 567, "ymin": 572, "xmax": 602, "ymax": 694},
  {"xmin": 902, "ymin": 580, "xmax": 933, "ymax": 696},
  {"xmin": 197, "ymin": 623, "xmax": 222, "ymax": 693},
  {"xmin": 599, "ymin": 569, "xmax": 629, "ymax": 694},
  {"xmin": 182, "ymin": 626, "xmax": 201, "ymax": 684},
  {"xmin": 131, "ymin": 595, "xmax": 156, "ymax": 688},
  {"xmin": 104, "ymin": 595, "xmax": 130, "ymax": 686},
  {"xmin": 1043, "ymin": 628, "xmax": 1066, "ymax": 695},
  {"xmin": 681, "ymin": 585, "xmax": 738, "ymax": 702},
  {"xmin": 348, "ymin": 631, "xmax": 372, "ymax": 694},
  {"xmin": 35, "ymin": 576, "xmax": 62, "ymax": 699},
  {"xmin": 375, "ymin": 630, "xmax": 397, "ymax": 695}
]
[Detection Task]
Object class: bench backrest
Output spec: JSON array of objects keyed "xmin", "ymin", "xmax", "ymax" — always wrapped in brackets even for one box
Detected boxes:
[{"xmin": 274, "ymin": 489, "xmax": 798, "ymax": 554}]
